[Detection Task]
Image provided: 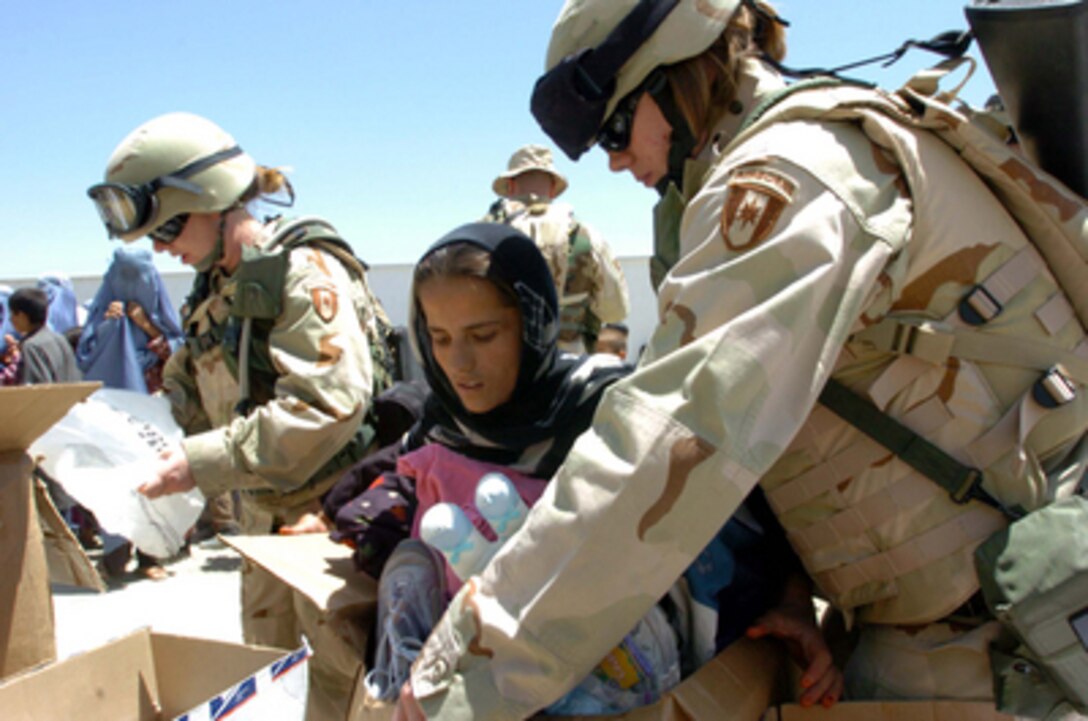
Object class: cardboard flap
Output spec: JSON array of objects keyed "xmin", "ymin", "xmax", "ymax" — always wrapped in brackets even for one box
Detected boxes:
[
  {"xmin": 225, "ymin": 534, "xmax": 377, "ymax": 614},
  {"xmin": 33, "ymin": 475, "xmax": 105, "ymax": 593},
  {"xmin": 0, "ymin": 627, "xmax": 159, "ymax": 719},
  {"xmin": 0, "ymin": 457, "xmax": 56, "ymax": 679},
  {"xmin": 0, "ymin": 383, "xmax": 100, "ymax": 453},
  {"xmin": 150, "ymin": 633, "xmax": 288, "ymax": 717}
]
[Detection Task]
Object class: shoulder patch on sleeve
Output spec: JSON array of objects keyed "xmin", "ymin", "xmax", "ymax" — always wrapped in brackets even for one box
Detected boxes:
[
  {"xmin": 310, "ymin": 286, "xmax": 339, "ymax": 323},
  {"xmin": 721, "ymin": 165, "xmax": 797, "ymax": 251}
]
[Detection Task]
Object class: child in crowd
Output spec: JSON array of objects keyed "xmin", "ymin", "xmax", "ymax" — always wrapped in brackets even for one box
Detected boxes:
[
  {"xmin": 6, "ymin": 287, "xmax": 82, "ymax": 385},
  {"xmin": 326, "ymin": 223, "xmax": 837, "ymax": 713}
]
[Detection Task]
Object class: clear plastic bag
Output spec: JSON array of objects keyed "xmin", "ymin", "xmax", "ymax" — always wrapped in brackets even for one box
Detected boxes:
[{"xmin": 30, "ymin": 388, "xmax": 205, "ymax": 558}]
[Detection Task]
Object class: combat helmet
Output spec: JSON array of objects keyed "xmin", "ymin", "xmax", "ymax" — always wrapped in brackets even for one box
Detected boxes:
[
  {"xmin": 531, "ymin": 0, "xmax": 741, "ymax": 162},
  {"xmin": 88, "ymin": 112, "xmax": 256, "ymax": 242}
]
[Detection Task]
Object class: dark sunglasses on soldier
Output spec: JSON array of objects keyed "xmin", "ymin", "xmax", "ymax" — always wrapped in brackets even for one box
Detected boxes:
[
  {"xmin": 149, "ymin": 213, "xmax": 190, "ymax": 245},
  {"xmin": 596, "ymin": 87, "xmax": 643, "ymax": 153}
]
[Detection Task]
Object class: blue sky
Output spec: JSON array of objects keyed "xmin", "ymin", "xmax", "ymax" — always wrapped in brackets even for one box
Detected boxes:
[{"xmin": 2, "ymin": 2, "xmax": 995, "ymax": 280}]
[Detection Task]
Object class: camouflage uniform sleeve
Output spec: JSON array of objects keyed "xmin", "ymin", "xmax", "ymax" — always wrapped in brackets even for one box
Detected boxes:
[
  {"xmin": 410, "ymin": 124, "xmax": 913, "ymax": 718},
  {"xmin": 580, "ymin": 222, "xmax": 630, "ymax": 324},
  {"xmin": 184, "ymin": 246, "xmax": 375, "ymax": 499},
  {"xmin": 161, "ymin": 343, "xmax": 213, "ymax": 435}
]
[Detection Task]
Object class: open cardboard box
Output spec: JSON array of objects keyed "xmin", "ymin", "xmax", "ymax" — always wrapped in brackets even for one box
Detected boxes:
[
  {"xmin": 0, "ymin": 626, "xmax": 308, "ymax": 720},
  {"xmin": 0, "ymin": 382, "xmax": 102, "ymax": 680},
  {"xmin": 224, "ymin": 533, "xmax": 379, "ymax": 720}
]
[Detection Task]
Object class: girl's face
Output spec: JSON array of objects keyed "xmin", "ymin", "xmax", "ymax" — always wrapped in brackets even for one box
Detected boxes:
[
  {"xmin": 150, "ymin": 212, "xmax": 220, "ymax": 267},
  {"xmin": 417, "ymin": 274, "xmax": 523, "ymax": 414},
  {"xmin": 604, "ymin": 93, "xmax": 673, "ymax": 189}
]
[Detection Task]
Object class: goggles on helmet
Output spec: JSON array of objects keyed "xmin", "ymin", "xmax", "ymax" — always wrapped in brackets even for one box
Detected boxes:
[
  {"xmin": 87, "ymin": 145, "xmax": 244, "ymax": 239},
  {"xmin": 531, "ymin": 0, "xmax": 679, "ymax": 160}
]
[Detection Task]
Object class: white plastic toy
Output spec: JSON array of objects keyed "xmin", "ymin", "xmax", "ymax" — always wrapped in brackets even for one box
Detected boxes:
[{"xmin": 419, "ymin": 472, "xmax": 529, "ymax": 581}]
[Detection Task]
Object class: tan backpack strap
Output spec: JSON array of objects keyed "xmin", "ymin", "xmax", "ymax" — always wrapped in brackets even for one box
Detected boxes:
[
  {"xmin": 852, "ymin": 318, "xmax": 1088, "ymax": 385},
  {"xmin": 956, "ymin": 246, "xmax": 1048, "ymax": 326},
  {"xmin": 968, "ymin": 338, "xmax": 1088, "ymax": 469},
  {"xmin": 900, "ymin": 56, "xmax": 976, "ymax": 105}
]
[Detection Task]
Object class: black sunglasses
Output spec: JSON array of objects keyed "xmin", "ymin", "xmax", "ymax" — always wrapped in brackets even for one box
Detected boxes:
[
  {"xmin": 597, "ymin": 87, "xmax": 644, "ymax": 153},
  {"xmin": 149, "ymin": 213, "xmax": 190, "ymax": 245}
]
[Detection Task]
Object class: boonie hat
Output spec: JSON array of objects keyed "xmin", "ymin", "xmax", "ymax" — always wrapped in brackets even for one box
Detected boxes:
[{"xmin": 492, "ymin": 144, "xmax": 569, "ymax": 198}]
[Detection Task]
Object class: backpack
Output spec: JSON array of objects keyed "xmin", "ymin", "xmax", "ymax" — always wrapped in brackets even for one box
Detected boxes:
[
  {"xmin": 485, "ymin": 198, "xmax": 601, "ymax": 345},
  {"xmin": 739, "ymin": 60, "xmax": 1088, "ymax": 717}
]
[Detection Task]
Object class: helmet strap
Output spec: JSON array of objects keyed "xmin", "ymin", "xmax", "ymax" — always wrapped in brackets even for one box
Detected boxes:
[
  {"xmin": 192, "ymin": 211, "xmax": 230, "ymax": 273},
  {"xmin": 647, "ymin": 71, "xmax": 698, "ymax": 197}
]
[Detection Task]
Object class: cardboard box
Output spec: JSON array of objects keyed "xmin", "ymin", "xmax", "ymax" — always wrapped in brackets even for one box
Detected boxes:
[
  {"xmin": 346, "ymin": 629, "xmax": 789, "ymax": 721},
  {"xmin": 0, "ymin": 627, "xmax": 308, "ymax": 720},
  {"xmin": 0, "ymin": 382, "xmax": 100, "ymax": 679},
  {"xmin": 765, "ymin": 701, "xmax": 1015, "ymax": 720},
  {"xmin": 224, "ymin": 533, "xmax": 378, "ymax": 720}
]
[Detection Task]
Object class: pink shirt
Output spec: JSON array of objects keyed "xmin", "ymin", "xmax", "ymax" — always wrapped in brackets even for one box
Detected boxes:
[{"xmin": 400, "ymin": 443, "xmax": 548, "ymax": 595}]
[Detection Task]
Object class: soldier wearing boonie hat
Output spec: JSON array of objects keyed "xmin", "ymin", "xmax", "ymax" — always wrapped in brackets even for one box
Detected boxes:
[
  {"xmin": 484, "ymin": 144, "xmax": 629, "ymax": 354},
  {"xmin": 397, "ymin": 0, "xmax": 1088, "ymax": 718}
]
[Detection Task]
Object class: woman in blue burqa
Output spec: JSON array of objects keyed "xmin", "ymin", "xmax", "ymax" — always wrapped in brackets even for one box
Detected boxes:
[
  {"xmin": 37, "ymin": 272, "xmax": 82, "ymax": 335},
  {"xmin": 76, "ymin": 246, "xmax": 184, "ymax": 394}
]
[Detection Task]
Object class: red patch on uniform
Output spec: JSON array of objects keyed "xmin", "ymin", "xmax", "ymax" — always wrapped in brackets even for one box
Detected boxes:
[
  {"xmin": 721, "ymin": 166, "xmax": 797, "ymax": 251},
  {"xmin": 311, "ymin": 287, "xmax": 338, "ymax": 323}
]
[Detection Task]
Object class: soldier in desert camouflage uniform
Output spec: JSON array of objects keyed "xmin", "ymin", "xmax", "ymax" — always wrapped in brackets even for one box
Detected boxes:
[
  {"xmin": 88, "ymin": 112, "xmax": 394, "ymax": 721},
  {"xmin": 394, "ymin": 1, "xmax": 1088, "ymax": 719},
  {"xmin": 485, "ymin": 144, "xmax": 629, "ymax": 354}
]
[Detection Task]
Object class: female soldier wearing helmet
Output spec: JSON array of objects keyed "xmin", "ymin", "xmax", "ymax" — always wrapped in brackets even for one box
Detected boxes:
[
  {"xmin": 89, "ymin": 112, "xmax": 394, "ymax": 721},
  {"xmin": 397, "ymin": 0, "xmax": 1088, "ymax": 718}
]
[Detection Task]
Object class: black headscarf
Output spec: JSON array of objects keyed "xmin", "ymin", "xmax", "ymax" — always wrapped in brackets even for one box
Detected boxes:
[{"xmin": 407, "ymin": 222, "xmax": 628, "ymax": 478}]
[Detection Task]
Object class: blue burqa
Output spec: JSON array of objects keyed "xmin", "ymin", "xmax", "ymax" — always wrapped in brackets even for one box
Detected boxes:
[
  {"xmin": 76, "ymin": 247, "xmax": 184, "ymax": 393},
  {"xmin": 37, "ymin": 272, "xmax": 81, "ymax": 334},
  {"xmin": 0, "ymin": 284, "xmax": 15, "ymax": 364}
]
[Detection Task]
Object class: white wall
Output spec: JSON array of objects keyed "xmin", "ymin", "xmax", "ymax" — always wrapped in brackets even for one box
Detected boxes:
[{"xmin": 3, "ymin": 256, "xmax": 660, "ymax": 357}]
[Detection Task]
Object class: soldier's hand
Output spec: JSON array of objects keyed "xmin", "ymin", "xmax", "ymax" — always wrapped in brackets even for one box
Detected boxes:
[{"xmin": 139, "ymin": 447, "xmax": 197, "ymax": 498}]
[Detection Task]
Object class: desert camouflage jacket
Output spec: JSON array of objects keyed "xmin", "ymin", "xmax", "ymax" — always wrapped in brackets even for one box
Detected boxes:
[
  {"xmin": 409, "ymin": 59, "xmax": 1087, "ymax": 719},
  {"xmin": 163, "ymin": 219, "xmax": 383, "ymax": 506}
]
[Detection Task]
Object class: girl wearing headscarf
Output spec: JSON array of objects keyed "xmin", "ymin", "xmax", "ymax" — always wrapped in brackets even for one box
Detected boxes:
[
  {"xmin": 327, "ymin": 222, "xmax": 629, "ymax": 580},
  {"xmin": 76, "ymin": 246, "xmax": 184, "ymax": 394},
  {"xmin": 330, "ymin": 223, "xmax": 815, "ymax": 714}
]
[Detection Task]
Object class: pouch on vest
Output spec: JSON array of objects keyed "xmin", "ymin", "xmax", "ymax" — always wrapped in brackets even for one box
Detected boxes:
[{"xmin": 974, "ymin": 494, "xmax": 1088, "ymax": 717}]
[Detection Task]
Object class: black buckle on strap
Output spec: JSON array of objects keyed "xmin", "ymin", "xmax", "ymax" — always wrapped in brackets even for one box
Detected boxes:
[
  {"xmin": 1033, "ymin": 365, "xmax": 1076, "ymax": 409},
  {"xmin": 951, "ymin": 468, "xmax": 986, "ymax": 505},
  {"xmin": 959, "ymin": 284, "xmax": 1003, "ymax": 326}
]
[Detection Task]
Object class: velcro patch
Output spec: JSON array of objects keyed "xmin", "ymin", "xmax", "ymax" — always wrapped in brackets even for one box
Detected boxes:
[
  {"xmin": 721, "ymin": 166, "xmax": 797, "ymax": 251},
  {"xmin": 310, "ymin": 286, "xmax": 339, "ymax": 323}
]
